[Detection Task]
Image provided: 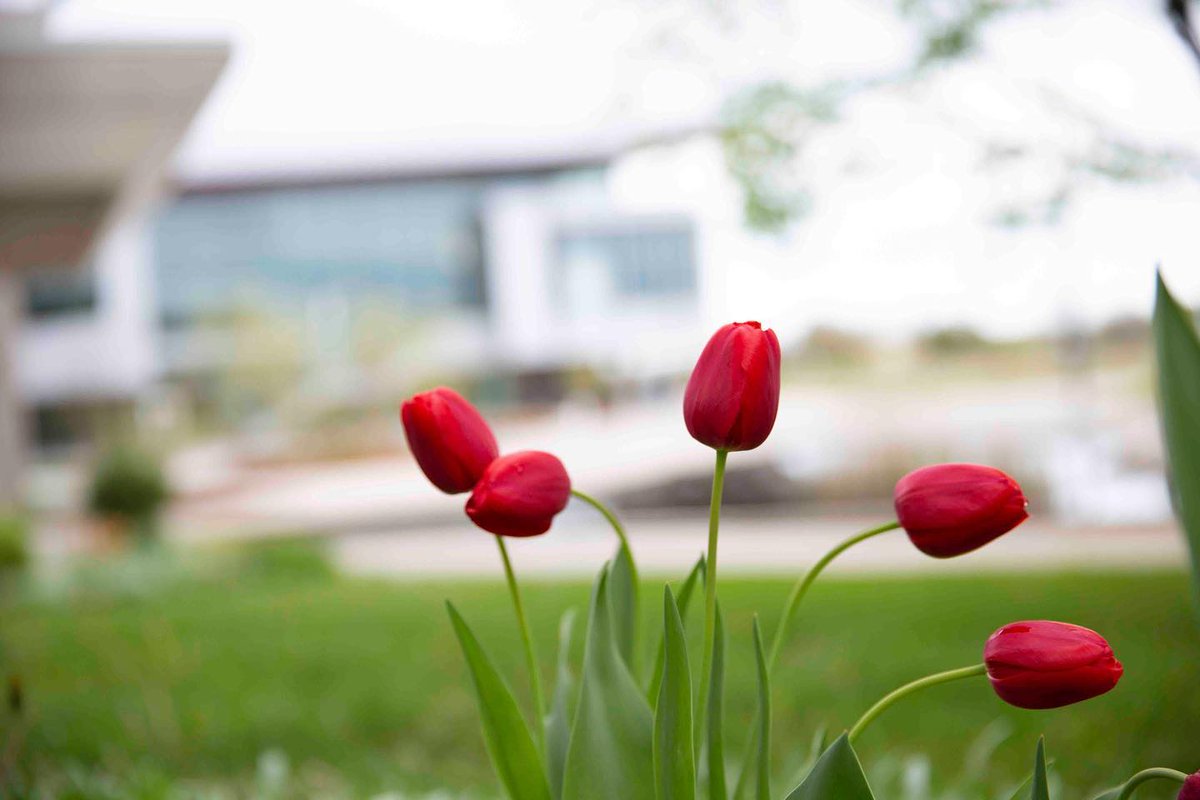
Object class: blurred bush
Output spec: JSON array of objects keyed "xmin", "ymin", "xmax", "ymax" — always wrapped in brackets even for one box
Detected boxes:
[
  {"xmin": 87, "ymin": 446, "xmax": 169, "ymax": 537},
  {"xmin": 236, "ymin": 536, "xmax": 335, "ymax": 582},
  {"xmin": 0, "ymin": 516, "xmax": 28, "ymax": 572}
]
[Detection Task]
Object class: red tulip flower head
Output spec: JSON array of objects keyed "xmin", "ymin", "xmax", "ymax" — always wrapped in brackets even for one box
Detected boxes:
[
  {"xmin": 1179, "ymin": 773, "xmax": 1200, "ymax": 800},
  {"xmin": 684, "ymin": 321, "xmax": 782, "ymax": 452},
  {"xmin": 401, "ymin": 387, "xmax": 500, "ymax": 494},
  {"xmin": 894, "ymin": 463, "xmax": 1028, "ymax": 558},
  {"xmin": 984, "ymin": 620, "xmax": 1123, "ymax": 710},
  {"xmin": 466, "ymin": 451, "xmax": 571, "ymax": 537}
]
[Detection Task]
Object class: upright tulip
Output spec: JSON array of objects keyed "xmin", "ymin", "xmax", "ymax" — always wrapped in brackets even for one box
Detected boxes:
[
  {"xmin": 684, "ymin": 321, "xmax": 781, "ymax": 452},
  {"xmin": 466, "ymin": 451, "xmax": 571, "ymax": 537},
  {"xmin": 1180, "ymin": 773, "xmax": 1200, "ymax": 800},
  {"xmin": 401, "ymin": 387, "xmax": 499, "ymax": 494},
  {"xmin": 984, "ymin": 620, "xmax": 1123, "ymax": 710},
  {"xmin": 894, "ymin": 463, "xmax": 1028, "ymax": 558}
]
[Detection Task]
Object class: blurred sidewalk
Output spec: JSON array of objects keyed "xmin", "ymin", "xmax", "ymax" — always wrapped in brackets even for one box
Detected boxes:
[{"xmin": 331, "ymin": 513, "xmax": 1185, "ymax": 578}]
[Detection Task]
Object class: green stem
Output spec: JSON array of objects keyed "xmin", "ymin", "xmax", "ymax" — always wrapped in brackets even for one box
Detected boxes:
[
  {"xmin": 766, "ymin": 520, "xmax": 900, "ymax": 673},
  {"xmin": 496, "ymin": 536, "xmax": 546, "ymax": 755},
  {"xmin": 848, "ymin": 663, "xmax": 986, "ymax": 745},
  {"xmin": 696, "ymin": 449, "xmax": 728, "ymax": 756},
  {"xmin": 570, "ymin": 489, "xmax": 636, "ymax": 571},
  {"xmin": 1114, "ymin": 768, "xmax": 1188, "ymax": 800}
]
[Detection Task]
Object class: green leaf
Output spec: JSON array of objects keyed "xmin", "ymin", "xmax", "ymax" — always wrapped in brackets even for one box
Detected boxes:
[
  {"xmin": 446, "ymin": 602, "xmax": 552, "ymax": 800},
  {"xmin": 782, "ymin": 734, "xmax": 875, "ymax": 800},
  {"xmin": 1154, "ymin": 272, "xmax": 1200, "ymax": 611},
  {"xmin": 751, "ymin": 617, "xmax": 771, "ymax": 800},
  {"xmin": 546, "ymin": 608, "xmax": 578, "ymax": 800},
  {"xmin": 609, "ymin": 541, "xmax": 640, "ymax": 671},
  {"xmin": 654, "ymin": 586, "xmax": 695, "ymax": 800},
  {"xmin": 647, "ymin": 555, "xmax": 705, "ymax": 702},
  {"xmin": 1030, "ymin": 737, "xmax": 1050, "ymax": 800},
  {"xmin": 707, "ymin": 602, "xmax": 728, "ymax": 800},
  {"xmin": 1089, "ymin": 791, "xmax": 1120, "ymax": 800},
  {"xmin": 562, "ymin": 565, "xmax": 655, "ymax": 800}
]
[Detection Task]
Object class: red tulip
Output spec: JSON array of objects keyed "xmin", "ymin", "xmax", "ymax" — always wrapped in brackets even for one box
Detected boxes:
[
  {"xmin": 466, "ymin": 451, "xmax": 571, "ymax": 537},
  {"xmin": 1179, "ymin": 773, "xmax": 1200, "ymax": 800},
  {"xmin": 984, "ymin": 620, "xmax": 1123, "ymax": 710},
  {"xmin": 894, "ymin": 463, "xmax": 1028, "ymax": 558},
  {"xmin": 684, "ymin": 321, "xmax": 781, "ymax": 452},
  {"xmin": 401, "ymin": 387, "xmax": 499, "ymax": 494}
]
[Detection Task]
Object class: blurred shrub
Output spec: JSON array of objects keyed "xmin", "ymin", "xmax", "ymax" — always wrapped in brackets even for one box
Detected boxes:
[
  {"xmin": 918, "ymin": 325, "xmax": 989, "ymax": 356},
  {"xmin": 0, "ymin": 516, "xmax": 28, "ymax": 571},
  {"xmin": 798, "ymin": 326, "xmax": 873, "ymax": 367},
  {"xmin": 237, "ymin": 536, "xmax": 335, "ymax": 582},
  {"xmin": 87, "ymin": 446, "xmax": 169, "ymax": 534}
]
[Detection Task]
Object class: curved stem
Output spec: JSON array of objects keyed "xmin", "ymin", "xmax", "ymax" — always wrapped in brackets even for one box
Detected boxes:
[
  {"xmin": 767, "ymin": 520, "xmax": 900, "ymax": 673},
  {"xmin": 848, "ymin": 663, "xmax": 986, "ymax": 745},
  {"xmin": 696, "ymin": 449, "xmax": 728, "ymax": 756},
  {"xmin": 1115, "ymin": 768, "xmax": 1188, "ymax": 800},
  {"xmin": 571, "ymin": 489, "xmax": 636, "ymax": 564},
  {"xmin": 496, "ymin": 536, "xmax": 546, "ymax": 755}
]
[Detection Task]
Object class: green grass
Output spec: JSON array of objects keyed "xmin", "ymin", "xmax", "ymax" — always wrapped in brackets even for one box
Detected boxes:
[{"xmin": 1, "ymin": 553, "xmax": 1196, "ymax": 798}]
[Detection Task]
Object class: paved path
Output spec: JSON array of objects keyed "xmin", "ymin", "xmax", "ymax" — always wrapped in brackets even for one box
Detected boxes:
[{"xmin": 332, "ymin": 514, "xmax": 1187, "ymax": 579}]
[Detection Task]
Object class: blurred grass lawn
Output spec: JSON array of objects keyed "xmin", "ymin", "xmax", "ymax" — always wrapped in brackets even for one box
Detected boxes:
[{"xmin": 0, "ymin": 546, "xmax": 1196, "ymax": 799}]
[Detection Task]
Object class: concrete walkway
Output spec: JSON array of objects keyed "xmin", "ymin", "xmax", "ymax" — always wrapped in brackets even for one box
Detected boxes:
[{"xmin": 332, "ymin": 513, "xmax": 1187, "ymax": 579}]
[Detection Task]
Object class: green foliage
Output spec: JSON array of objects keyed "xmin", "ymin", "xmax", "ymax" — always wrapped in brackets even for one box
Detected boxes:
[
  {"xmin": 561, "ymin": 565, "xmax": 654, "ymax": 800},
  {"xmin": 782, "ymin": 735, "xmax": 875, "ymax": 800},
  {"xmin": 1030, "ymin": 738, "xmax": 1050, "ymax": 800},
  {"xmin": 87, "ymin": 446, "xmax": 169, "ymax": 527},
  {"xmin": 546, "ymin": 609, "xmax": 578, "ymax": 800},
  {"xmin": 446, "ymin": 601, "xmax": 551, "ymax": 800},
  {"xmin": 654, "ymin": 587, "xmax": 695, "ymax": 800},
  {"xmin": 609, "ymin": 542, "xmax": 639, "ymax": 671},
  {"xmin": 707, "ymin": 603, "xmax": 728, "ymax": 800},
  {"xmin": 1153, "ymin": 272, "xmax": 1200, "ymax": 612},
  {"xmin": 751, "ymin": 618, "xmax": 771, "ymax": 800},
  {"xmin": 0, "ymin": 515, "xmax": 28, "ymax": 571}
]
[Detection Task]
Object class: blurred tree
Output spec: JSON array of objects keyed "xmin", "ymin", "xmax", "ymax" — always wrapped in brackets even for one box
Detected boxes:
[{"xmin": 647, "ymin": 0, "xmax": 1200, "ymax": 231}]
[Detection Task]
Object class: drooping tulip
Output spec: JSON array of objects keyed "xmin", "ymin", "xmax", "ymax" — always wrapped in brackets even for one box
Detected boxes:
[
  {"xmin": 401, "ymin": 387, "xmax": 499, "ymax": 494},
  {"xmin": 683, "ymin": 321, "xmax": 781, "ymax": 452},
  {"xmin": 1179, "ymin": 773, "xmax": 1200, "ymax": 800},
  {"xmin": 466, "ymin": 451, "xmax": 571, "ymax": 537},
  {"xmin": 984, "ymin": 620, "xmax": 1123, "ymax": 710},
  {"xmin": 894, "ymin": 463, "xmax": 1028, "ymax": 558}
]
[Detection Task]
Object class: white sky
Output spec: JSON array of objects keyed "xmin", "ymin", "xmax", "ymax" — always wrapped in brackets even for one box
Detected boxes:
[{"xmin": 46, "ymin": 0, "xmax": 1200, "ymax": 339}]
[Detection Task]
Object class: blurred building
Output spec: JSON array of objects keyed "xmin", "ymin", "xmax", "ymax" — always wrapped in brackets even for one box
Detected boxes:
[
  {"xmin": 154, "ymin": 145, "xmax": 705, "ymax": 416},
  {"xmin": 0, "ymin": 5, "xmax": 227, "ymax": 502}
]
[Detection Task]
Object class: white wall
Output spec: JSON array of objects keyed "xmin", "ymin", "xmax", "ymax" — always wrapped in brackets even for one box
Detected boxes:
[{"xmin": 17, "ymin": 210, "xmax": 159, "ymax": 404}]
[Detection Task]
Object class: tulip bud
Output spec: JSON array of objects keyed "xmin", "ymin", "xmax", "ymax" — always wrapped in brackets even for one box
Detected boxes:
[
  {"xmin": 401, "ymin": 387, "xmax": 500, "ymax": 494},
  {"xmin": 466, "ymin": 451, "xmax": 571, "ymax": 537},
  {"xmin": 893, "ymin": 463, "xmax": 1028, "ymax": 558},
  {"xmin": 984, "ymin": 620, "xmax": 1123, "ymax": 710},
  {"xmin": 1179, "ymin": 773, "xmax": 1200, "ymax": 800},
  {"xmin": 684, "ymin": 321, "xmax": 781, "ymax": 452}
]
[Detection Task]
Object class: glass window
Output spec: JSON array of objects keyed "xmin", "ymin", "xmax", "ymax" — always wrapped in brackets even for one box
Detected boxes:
[
  {"xmin": 555, "ymin": 223, "xmax": 696, "ymax": 301},
  {"xmin": 25, "ymin": 265, "xmax": 97, "ymax": 319}
]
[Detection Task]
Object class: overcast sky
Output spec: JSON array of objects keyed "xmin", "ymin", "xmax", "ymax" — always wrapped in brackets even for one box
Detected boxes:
[{"xmin": 46, "ymin": 0, "xmax": 1200, "ymax": 339}]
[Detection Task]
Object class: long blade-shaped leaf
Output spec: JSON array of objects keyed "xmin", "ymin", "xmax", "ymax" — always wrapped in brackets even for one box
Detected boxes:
[
  {"xmin": 563, "ymin": 565, "xmax": 655, "ymax": 800},
  {"xmin": 610, "ymin": 541, "xmax": 640, "ymax": 670},
  {"xmin": 446, "ymin": 602, "xmax": 552, "ymax": 800},
  {"xmin": 647, "ymin": 555, "xmax": 705, "ymax": 702},
  {"xmin": 783, "ymin": 734, "xmax": 875, "ymax": 800},
  {"xmin": 751, "ymin": 618, "xmax": 771, "ymax": 800},
  {"xmin": 1030, "ymin": 737, "xmax": 1050, "ymax": 800},
  {"xmin": 707, "ymin": 602, "xmax": 728, "ymax": 800},
  {"xmin": 546, "ymin": 608, "xmax": 578, "ymax": 800},
  {"xmin": 1154, "ymin": 272, "xmax": 1200, "ymax": 611},
  {"xmin": 655, "ymin": 586, "xmax": 695, "ymax": 800}
]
